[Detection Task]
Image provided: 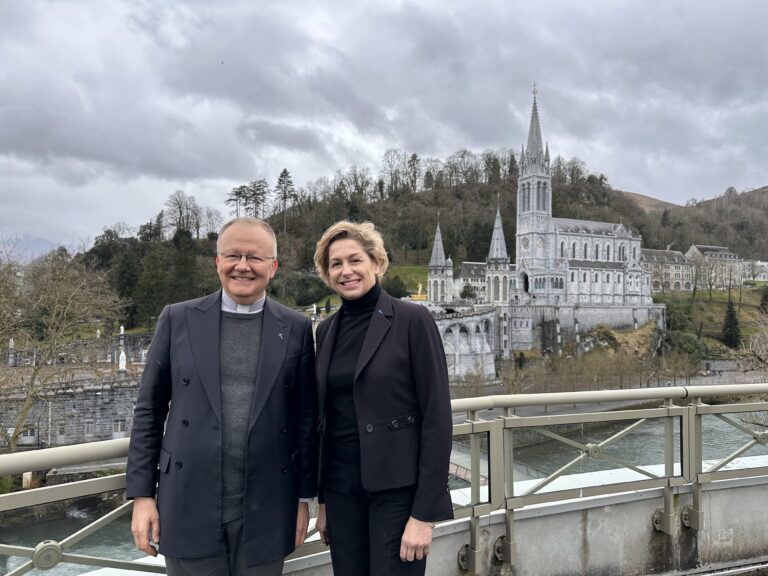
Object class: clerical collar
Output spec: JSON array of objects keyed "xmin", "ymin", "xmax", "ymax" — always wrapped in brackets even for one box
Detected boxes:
[{"xmin": 221, "ymin": 291, "xmax": 266, "ymax": 314}]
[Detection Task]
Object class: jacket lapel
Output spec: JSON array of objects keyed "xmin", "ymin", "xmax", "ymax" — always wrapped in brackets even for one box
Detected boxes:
[
  {"xmin": 355, "ymin": 290, "xmax": 393, "ymax": 381},
  {"xmin": 249, "ymin": 298, "xmax": 290, "ymax": 431},
  {"xmin": 187, "ymin": 291, "xmax": 223, "ymax": 423}
]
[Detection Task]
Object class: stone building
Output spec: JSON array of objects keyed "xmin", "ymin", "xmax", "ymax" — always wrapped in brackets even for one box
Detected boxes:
[
  {"xmin": 427, "ymin": 92, "xmax": 663, "ymax": 358},
  {"xmin": 641, "ymin": 248, "xmax": 694, "ymax": 291},
  {"xmin": 0, "ymin": 377, "xmax": 139, "ymax": 448},
  {"xmin": 685, "ymin": 245, "xmax": 745, "ymax": 290}
]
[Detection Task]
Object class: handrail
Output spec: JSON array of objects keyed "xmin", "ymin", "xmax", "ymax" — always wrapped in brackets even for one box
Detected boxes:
[
  {"xmin": 2, "ymin": 384, "xmax": 768, "ymax": 575},
  {"xmin": 0, "ymin": 438, "xmax": 129, "ymax": 476},
  {"xmin": 450, "ymin": 382, "xmax": 768, "ymax": 412}
]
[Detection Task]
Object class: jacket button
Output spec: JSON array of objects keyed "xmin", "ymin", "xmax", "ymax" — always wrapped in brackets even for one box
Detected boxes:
[
  {"xmin": 365, "ymin": 424, "xmax": 374, "ymax": 433},
  {"xmin": 407, "ymin": 415, "xmax": 416, "ymax": 424},
  {"xmin": 175, "ymin": 461, "xmax": 183, "ymax": 470},
  {"xmin": 181, "ymin": 420, "xmax": 189, "ymax": 428},
  {"xmin": 281, "ymin": 465, "xmax": 287, "ymax": 473},
  {"xmin": 182, "ymin": 378, "xmax": 190, "ymax": 386},
  {"xmin": 390, "ymin": 419, "xmax": 400, "ymax": 428}
]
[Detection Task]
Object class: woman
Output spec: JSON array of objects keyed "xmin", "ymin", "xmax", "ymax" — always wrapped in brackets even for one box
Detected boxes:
[{"xmin": 313, "ymin": 221, "xmax": 453, "ymax": 576}]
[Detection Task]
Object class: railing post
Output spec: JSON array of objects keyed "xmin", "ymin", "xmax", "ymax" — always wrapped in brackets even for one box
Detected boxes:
[
  {"xmin": 683, "ymin": 397, "xmax": 704, "ymax": 530},
  {"xmin": 468, "ymin": 410, "xmax": 481, "ymax": 574},
  {"xmin": 502, "ymin": 407, "xmax": 517, "ymax": 565},
  {"xmin": 653, "ymin": 397, "xmax": 676, "ymax": 534}
]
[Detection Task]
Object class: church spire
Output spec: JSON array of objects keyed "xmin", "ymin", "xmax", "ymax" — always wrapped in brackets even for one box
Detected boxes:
[
  {"xmin": 526, "ymin": 84, "xmax": 544, "ymax": 162},
  {"xmin": 428, "ymin": 220, "xmax": 446, "ymax": 267},
  {"xmin": 487, "ymin": 205, "xmax": 509, "ymax": 261}
]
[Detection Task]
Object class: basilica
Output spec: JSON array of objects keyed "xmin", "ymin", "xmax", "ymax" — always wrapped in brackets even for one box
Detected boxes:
[{"xmin": 427, "ymin": 93, "xmax": 662, "ymax": 358}]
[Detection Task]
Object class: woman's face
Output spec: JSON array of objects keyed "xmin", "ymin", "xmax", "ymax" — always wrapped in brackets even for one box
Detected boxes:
[{"xmin": 327, "ymin": 238, "xmax": 381, "ymax": 300}]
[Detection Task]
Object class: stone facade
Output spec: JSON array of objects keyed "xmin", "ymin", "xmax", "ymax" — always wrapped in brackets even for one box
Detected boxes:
[
  {"xmin": 0, "ymin": 376, "xmax": 139, "ymax": 448},
  {"xmin": 641, "ymin": 248, "xmax": 695, "ymax": 291},
  {"xmin": 685, "ymin": 244, "xmax": 746, "ymax": 290}
]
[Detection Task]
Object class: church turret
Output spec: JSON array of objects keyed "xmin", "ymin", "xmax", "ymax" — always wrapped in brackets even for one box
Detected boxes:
[
  {"xmin": 428, "ymin": 219, "xmax": 452, "ymax": 303},
  {"xmin": 486, "ymin": 205, "xmax": 510, "ymax": 304}
]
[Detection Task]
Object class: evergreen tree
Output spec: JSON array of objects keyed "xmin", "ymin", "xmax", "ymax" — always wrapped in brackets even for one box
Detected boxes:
[
  {"xmin": 722, "ymin": 298, "xmax": 741, "ymax": 348},
  {"xmin": 275, "ymin": 168, "xmax": 297, "ymax": 234},
  {"xmin": 134, "ymin": 244, "xmax": 169, "ymax": 328},
  {"xmin": 760, "ymin": 286, "xmax": 768, "ymax": 314},
  {"xmin": 381, "ymin": 275, "xmax": 408, "ymax": 298}
]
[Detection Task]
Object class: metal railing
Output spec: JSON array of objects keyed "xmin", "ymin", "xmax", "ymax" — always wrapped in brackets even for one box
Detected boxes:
[{"xmin": 1, "ymin": 383, "xmax": 768, "ymax": 575}]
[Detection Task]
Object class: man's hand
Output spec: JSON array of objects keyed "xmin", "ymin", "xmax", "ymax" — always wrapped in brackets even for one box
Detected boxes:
[
  {"xmin": 295, "ymin": 501, "xmax": 310, "ymax": 547},
  {"xmin": 316, "ymin": 503, "xmax": 329, "ymax": 545},
  {"xmin": 131, "ymin": 497, "xmax": 160, "ymax": 557},
  {"xmin": 399, "ymin": 516, "xmax": 433, "ymax": 562}
]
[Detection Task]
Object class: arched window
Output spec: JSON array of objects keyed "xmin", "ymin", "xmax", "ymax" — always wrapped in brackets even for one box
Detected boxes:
[
  {"xmin": 493, "ymin": 276, "xmax": 500, "ymax": 301},
  {"xmin": 571, "ymin": 271, "xmax": 575, "ymax": 282},
  {"xmin": 633, "ymin": 247, "xmax": 637, "ymax": 260},
  {"xmin": 607, "ymin": 245, "xmax": 612, "ymax": 261},
  {"xmin": 595, "ymin": 273, "xmax": 599, "ymax": 282},
  {"xmin": 594, "ymin": 244, "xmax": 600, "ymax": 260},
  {"xmin": 536, "ymin": 181, "xmax": 542, "ymax": 210},
  {"xmin": 583, "ymin": 243, "xmax": 588, "ymax": 259},
  {"xmin": 572, "ymin": 242, "xmax": 577, "ymax": 258},
  {"xmin": 583, "ymin": 272, "xmax": 587, "ymax": 282},
  {"xmin": 560, "ymin": 242, "xmax": 565, "ymax": 258}
]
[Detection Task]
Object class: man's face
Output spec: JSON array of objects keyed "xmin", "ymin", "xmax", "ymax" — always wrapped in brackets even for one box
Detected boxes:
[{"xmin": 216, "ymin": 223, "xmax": 278, "ymax": 304}]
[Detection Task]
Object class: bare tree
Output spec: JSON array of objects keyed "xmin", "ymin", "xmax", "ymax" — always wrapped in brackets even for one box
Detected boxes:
[{"xmin": 0, "ymin": 249, "xmax": 122, "ymax": 452}]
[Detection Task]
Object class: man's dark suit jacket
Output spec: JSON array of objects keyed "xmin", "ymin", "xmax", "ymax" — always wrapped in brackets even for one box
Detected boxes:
[
  {"xmin": 315, "ymin": 288, "xmax": 453, "ymax": 522},
  {"xmin": 126, "ymin": 291, "xmax": 318, "ymax": 567}
]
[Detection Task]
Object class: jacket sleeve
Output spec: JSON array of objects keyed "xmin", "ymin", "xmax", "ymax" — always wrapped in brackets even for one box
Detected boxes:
[
  {"xmin": 408, "ymin": 305, "xmax": 453, "ymax": 522},
  {"xmin": 295, "ymin": 316, "xmax": 319, "ymax": 499},
  {"xmin": 126, "ymin": 305, "xmax": 173, "ymax": 499}
]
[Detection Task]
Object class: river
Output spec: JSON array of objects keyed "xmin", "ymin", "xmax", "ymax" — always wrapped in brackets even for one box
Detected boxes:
[{"xmin": 2, "ymin": 405, "xmax": 767, "ymax": 575}]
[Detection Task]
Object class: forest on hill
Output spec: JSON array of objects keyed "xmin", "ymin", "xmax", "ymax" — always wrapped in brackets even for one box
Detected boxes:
[{"xmin": 22, "ymin": 146, "xmax": 766, "ymax": 330}]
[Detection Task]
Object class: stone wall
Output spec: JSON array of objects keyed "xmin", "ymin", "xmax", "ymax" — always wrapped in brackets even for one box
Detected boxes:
[{"xmin": 0, "ymin": 376, "xmax": 140, "ymax": 448}]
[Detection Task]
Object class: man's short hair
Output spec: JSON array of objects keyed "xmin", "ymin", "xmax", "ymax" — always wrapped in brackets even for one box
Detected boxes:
[{"xmin": 217, "ymin": 217, "xmax": 277, "ymax": 258}]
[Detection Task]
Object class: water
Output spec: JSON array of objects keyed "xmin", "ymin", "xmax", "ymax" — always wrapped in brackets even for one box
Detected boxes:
[
  {"xmin": 3, "ymin": 408, "xmax": 767, "ymax": 574},
  {"xmin": 513, "ymin": 410, "xmax": 768, "ymax": 477},
  {"xmin": 0, "ymin": 512, "xmax": 142, "ymax": 575}
]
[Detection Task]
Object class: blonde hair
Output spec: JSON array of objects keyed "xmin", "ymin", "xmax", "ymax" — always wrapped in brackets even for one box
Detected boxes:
[{"xmin": 314, "ymin": 221, "xmax": 389, "ymax": 286}]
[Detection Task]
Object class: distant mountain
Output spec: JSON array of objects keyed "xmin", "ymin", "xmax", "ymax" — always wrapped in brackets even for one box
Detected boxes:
[{"xmin": 617, "ymin": 190, "xmax": 679, "ymax": 213}]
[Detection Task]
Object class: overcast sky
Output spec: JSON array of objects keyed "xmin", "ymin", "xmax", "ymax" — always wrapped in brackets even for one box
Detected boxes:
[{"xmin": 1, "ymin": 0, "xmax": 767, "ymax": 251}]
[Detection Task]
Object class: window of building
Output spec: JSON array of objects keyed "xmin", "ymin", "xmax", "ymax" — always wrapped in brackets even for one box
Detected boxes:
[
  {"xmin": 85, "ymin": 421, "xmax": 94, "ymax": 436},
  {"xmin": 57, "ymin": 422, "xmax": 66, "ymax": 437},
  {"xmin": 113, "ymin": 419, "xmax": 126, "ymax": 433},
  {"xmin": 570, "ymin": 271, "xmax": 575, "ymax": 282},
  {"xmin": 583, "ymin": 243, "xmax": 588, "ymax": 259}
]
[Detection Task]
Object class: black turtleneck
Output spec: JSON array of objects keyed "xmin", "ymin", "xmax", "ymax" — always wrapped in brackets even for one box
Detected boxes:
[{"xmin": 325, "ymin": 283, "xmax": 381, "ymax": 466}]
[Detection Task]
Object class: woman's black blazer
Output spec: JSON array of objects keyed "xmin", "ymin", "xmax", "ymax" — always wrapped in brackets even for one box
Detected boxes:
[{"xmin": 315, "ymin": 289, "xmax": 454, "ymax": 522}]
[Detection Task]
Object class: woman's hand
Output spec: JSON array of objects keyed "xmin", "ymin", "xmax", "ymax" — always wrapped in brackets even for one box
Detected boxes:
[
  {"xmin": 316, "ymin": 503, "xmax": 330, "ymax": 545},
  {"xmin": 399, "ymin": 516, "xmax": 433, "ymax": 562}
]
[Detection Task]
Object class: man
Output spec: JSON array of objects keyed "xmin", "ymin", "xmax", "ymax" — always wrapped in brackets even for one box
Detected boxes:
[{"xmin": 127, "ymin": 217, "xmax": 318, "ymax": 576}]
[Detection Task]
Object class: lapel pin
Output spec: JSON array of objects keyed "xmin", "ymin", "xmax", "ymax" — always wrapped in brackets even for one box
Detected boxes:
[{"xmin": 278, "ymin": 333, "xmax": 284, "ymax": 340}]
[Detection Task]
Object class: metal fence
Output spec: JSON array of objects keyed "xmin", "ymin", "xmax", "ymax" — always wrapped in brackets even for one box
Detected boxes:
[{"xmin": 2, "ymin": 383, "xmax": 768, "ymax": 575}]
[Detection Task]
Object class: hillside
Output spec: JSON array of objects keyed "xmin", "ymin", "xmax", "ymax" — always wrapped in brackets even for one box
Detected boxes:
[{"xmin": 617, "ymin": 190, "xmax": 678, "ymax": 213}]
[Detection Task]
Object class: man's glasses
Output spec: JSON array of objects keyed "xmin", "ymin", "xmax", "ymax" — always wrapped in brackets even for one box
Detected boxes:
[{"xmin": 218, "ymin": 253, "xmax": 276, "ymax": 265}]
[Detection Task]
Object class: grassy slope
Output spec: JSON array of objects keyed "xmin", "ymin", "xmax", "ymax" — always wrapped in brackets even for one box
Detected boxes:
[{"xmin": 654, "ymin": 285, "xmax": 767, "ymax": 354}]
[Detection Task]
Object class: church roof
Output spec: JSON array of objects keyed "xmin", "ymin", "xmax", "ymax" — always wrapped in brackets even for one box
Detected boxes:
[
  {"xmin": 641, "ymin": 249, "xmax": 689, "ymax": 264},
  {"xmin": 428, "ymin": 222, "xmax": 446, "ymax": 267},
  {"xmin": 688, "ymin": 245, "xmax": 743, "ymax": 260},
  {"xmin": 568, "ymin": 260, "xmax": 626, "ymax": 270},
  {"xmin": 459, "ymin": 262, "xmax": 486, "ymax": 279},
  {"xmin": 487, "ymin": 206, "xmax": 509, "ymax": 261},
  {"xmin": 553, "ymin": 217, "xmax": 634, "ymax": 237}
]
